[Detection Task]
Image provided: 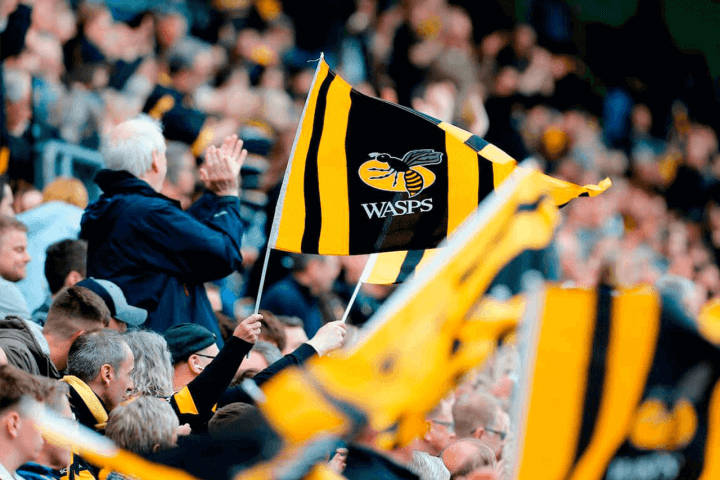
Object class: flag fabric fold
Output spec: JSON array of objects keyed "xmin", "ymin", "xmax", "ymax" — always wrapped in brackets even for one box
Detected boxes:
[
  {"xmin": 514, "ymin": 284, "xmax": 720, "ymax": 480},
  {"xmin": 270, "ymin": 58, "xmax": 609, "ymax": 256}
]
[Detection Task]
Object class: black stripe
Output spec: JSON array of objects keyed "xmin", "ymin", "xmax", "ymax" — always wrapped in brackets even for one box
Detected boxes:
[
  {"xmin": 569, "ymin": 285, "xmax": 613, "ymax": 473},
  {"xmin": 396, "ymin": 250, "xmax": 426, "ymax": 283},
  {"xmin": 300, "ymin": 73, "xmax": 334, "ymax": 253},
  {"xmin": 477, "ymin": 153, "xmax": 495, "ymax": 205},
  {"xmin": 465, "ymin": 135, "xmax": 489, "ymax": 152},
  {"xmin": 517, "ymin": 199, "xmax": 543, "ymax": 212}
]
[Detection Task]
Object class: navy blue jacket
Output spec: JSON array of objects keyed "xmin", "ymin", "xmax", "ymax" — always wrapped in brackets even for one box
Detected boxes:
[
  {"xmin": 80, "ymin": 170, "xmax": 243, "ymax": 337},
  {"xmin": 260, "ymin": 275, "xmax": 323, "ymax": 337}
]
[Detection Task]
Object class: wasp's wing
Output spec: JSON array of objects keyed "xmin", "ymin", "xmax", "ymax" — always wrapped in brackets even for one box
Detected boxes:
[{"xmin": 403, "ymin": 149, "xmax": 444, "ymax": 167}]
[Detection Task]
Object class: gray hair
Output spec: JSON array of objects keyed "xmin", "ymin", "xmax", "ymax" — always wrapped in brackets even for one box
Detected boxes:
[
  {"xmin": 409, "ymin": 451, "xmax": 451, "ymax": 480},
  {"xmin": 123, "ymin": 330, "xmax": 174, "ymax": 398},
  {"xmin": 101, "ymin": 114, "xmax": 166, "ymax": 177},
  {"xmin": 452, "ymin": 390, "xmax": 499, "ymax": 439},
  {"xmin": 4, "ymin": 68, "xmax": 31, "ymax": 103},
  {"xmin": 67, "ymin": 330, "xmax": 128, "ymax": 383},
  {"xmin": 251, "ymin": 340, "xmax": 283, "ymax": 365},
  {"xmin": 105, "ymin": 396, "xmax": 179, "ymax": 455}
]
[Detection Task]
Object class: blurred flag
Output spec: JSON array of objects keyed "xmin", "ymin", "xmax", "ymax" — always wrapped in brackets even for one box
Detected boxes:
[
  {"xmin": 514, "ymin": 284, "xmax": 720, "ymax": 480},
  {"xmin": 28, "ymin": 401, "xmax": 202, "ymax": 480},
  {"xmin": 270, "ymin": 57, "xmax": 609, "ymax": 256},
  {"xmin": 258, "ymin": 164, "xmax": 560, "ymax": 451}
]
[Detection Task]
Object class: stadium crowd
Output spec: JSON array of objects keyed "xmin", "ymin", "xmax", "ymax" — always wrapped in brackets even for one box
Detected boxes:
[{"xmin": 0, "ymin": 0, "xmax": 718, "ymax": 479}]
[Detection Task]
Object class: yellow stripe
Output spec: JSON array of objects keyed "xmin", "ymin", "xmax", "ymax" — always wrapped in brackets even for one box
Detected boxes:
[
  {"xmin": 699, "ymin": 379, "xmax": 720, "ymax": 480},
  {"xmin": 530, "ymin": 170, "xmax": 612, "ymax": 206},
  {"xmin": 569, "ymin": 285, "xmax": 660, "ymax": 480},
  {"xmin": 365, "ymin": 251, "xmax": 407, "ymax": 284},
  {"xmin": 62, "ymin": 375, "xmax": 108, "ymax": 429},
  {"xmin": 0, "ymin": 146, "xmax": 9, "ymax": 175},
  {"xmin": 173, "ymin": 386, "xmax": 199, "ymax": 415},
  {"xmin": 274, "ymin": 61, "xmax": 329, "ymax": 253},
  {"xmin": 147, "ymin": 94, "xmax": 175, "ymax": 120},
  {"xmin": 190, "ymin": 125, "xmax": 215, "ymax": 158},
  {"xmin": 438, "ymin": 122, "xmax": 473, "ymax": 142},
  {"xmin": 413, "ymin": 249, "xmax": 438, "ymax": 276},
  {"xmin": 317, "ymin": 75, "xmax": 352, "ymax": 254},
  {"xmin": 516, "ymin": 288, "xmax": 598, "ymax": 479},
  {"xmin": 445, "ymin": 132, "xmax": 479, "ymax": 234}
]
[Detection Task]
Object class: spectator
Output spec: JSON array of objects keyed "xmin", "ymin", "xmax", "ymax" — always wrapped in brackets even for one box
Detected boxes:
[
  {"xmin": 15, "ymin": 177, "xmax": 89, "ymax": 313},
  {"xmin": 207, "ymin": 402, "xmax": 259, "ymax": 434},
  {"xmin": 31, "ymin": 239, "xmax": 87, "ymax": 325},
  {"xmin": 105, "ymin": 396, "xmax": 179, "ymax": 455},
  {"xmin": 163, "ymin": 315, "xmax": 262, "ymax": 433},
  {"xmin": 0, "ymin": 215, "xmax": 31, "ymax": 319},
  {"xmin": 160, "ymin": 141, "xmax": 197, "ymax": 210},
  {"xmin": 64, "ymin": 330, "xmax": 134, "ymax": 433},
  {"xmin": 413, "ymin": 399, "xmax": 456, "ymax": 457},
  {"xmin": 277, "ymin": 315, "xmax": 309, "ymax": 354},
  {"xmin": 441, "ymin": 439, "xmax": 497, "ymax": 480},
  {"xmin": 408, "ymin": 450, "xmax": 450, "ymax": 480},
  {"xmin": 74, "ymin": 277, "xmax": 147, "ymax": 332},
  {"xmin": 260, "ymin": 253, "xmax": 342, "ymax": 337},
  {"xmin": 215, "ymin": 320, "xmax": 347, "ymax": 409},
  {"xmin": 123, "ymin": 330, "xmax": 174, "ymax": 399},
  {"xmin": 17, "ymin": 381, "xmax": 73, "ymax": 480},
  {"xmin": 256, "ymin": 310, "xmax": 286, "ymax": 352},
  {"xmin": 0, "ymin": 176, "xmax": 13, "ymax": 216},
  {"xmin": 0, "ymin": 364, "xmax": 53, "ymax": 480},
  {"xmin": 0, "ymin": 285, "xmax": 110, "ymax": 377},
  {"xmin": 2, "ymin": 68, "xmax": 35, "ymax": 184},
  {"xmin": 453, "ymin": 390, "xmax": 509, "ymax": 463},
  {"xmin": 80, "ymin": 115, "xmax": 247, "ymax": 338},
  {"xmin": 237, "ymin": 340, "xmax": 282, "ymax": 381}
]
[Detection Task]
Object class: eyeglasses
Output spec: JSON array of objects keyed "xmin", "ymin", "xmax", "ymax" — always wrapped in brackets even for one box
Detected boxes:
[
  {"xmin": 194, "ymin": 353, "xmax": 216, "ymax": 360},
  {"xmin": 484, "ymin": 427, "xmax": 507, "ymax": 441}
]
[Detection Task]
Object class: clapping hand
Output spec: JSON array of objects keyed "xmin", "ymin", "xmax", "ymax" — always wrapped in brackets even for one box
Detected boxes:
[{"xmin": 199, "ymin": 134, "xmax": 247, "ymax": 197}]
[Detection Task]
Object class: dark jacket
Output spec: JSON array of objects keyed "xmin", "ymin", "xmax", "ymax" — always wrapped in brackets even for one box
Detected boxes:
[
  {"xmin": 343, "ymin": 445, "xmax": 420, "ymax": 480},
  {"xmin": 0, "ymin": 316, "xmax": 60, "ymax": 378},
  {"xmin": 80, "ymin": 170, "xmax": 244, "ymax": 337},
  {"xmin": 170, "ymin": 336, "xmax": 253, "ymax": 434},
  {"xmin": 217, "ymin": 343, "xmax": 318, "ymax": 407},
  {"xmin": 260, "ymin": 276, "xmax": 323, "ymax": 337}
]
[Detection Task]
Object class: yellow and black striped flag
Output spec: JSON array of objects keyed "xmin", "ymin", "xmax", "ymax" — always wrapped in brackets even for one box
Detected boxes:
[
  {"xmin": 258, "ymin": 165, "xmax": 560, "ymax": 451},
  {"xmin": 515, "ymin": 284, "xmax": 720, "ymax": 480},
  {"xmin": 271, "ymin": 58, "xmax": 609, "ymax": 256}
]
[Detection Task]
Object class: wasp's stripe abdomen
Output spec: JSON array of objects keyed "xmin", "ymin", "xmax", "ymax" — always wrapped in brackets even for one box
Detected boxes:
[{"xmin": 405, "ymin": 169, "xmax": 425, "ymax": 197}]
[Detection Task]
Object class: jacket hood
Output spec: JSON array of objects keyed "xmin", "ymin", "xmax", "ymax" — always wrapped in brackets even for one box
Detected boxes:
[
  {"xmin": 0, "ymin": 316, "xmax": 60, "ymax": 378},
  {"xmin": 81, "ymin": 169, "xmax": 179, "ymax": 240}
]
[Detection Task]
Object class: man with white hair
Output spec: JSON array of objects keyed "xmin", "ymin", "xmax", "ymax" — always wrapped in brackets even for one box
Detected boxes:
[{"xmin": 80, "ymin": 115, "xmax": 247, "ymax": 338}]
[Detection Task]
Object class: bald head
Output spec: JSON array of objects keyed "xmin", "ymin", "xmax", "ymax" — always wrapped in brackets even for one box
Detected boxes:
[{"xmin": 441, "ymin": 439, "xmax": 496, "ymax": 479}]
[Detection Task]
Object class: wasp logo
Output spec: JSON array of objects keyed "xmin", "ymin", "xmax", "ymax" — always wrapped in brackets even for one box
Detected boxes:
[{"xmin": 359, "ymin": 149, "xmax": 443, "ymax": 198}]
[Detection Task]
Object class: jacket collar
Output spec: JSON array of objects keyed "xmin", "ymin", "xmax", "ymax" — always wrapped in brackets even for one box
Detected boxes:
[{"xmin": 94, "ymin": 169, "xmax": 181, "ymax": 208}]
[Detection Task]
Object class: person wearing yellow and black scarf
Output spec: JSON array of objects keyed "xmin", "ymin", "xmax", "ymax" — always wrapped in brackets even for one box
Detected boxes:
[{"xmin": 164, "ymin": 315, "xmax": 263, "ymax": 434}]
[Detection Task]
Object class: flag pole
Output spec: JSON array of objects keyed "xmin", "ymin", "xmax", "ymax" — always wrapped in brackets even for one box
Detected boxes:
[
  {"xmin": 253, "ymin": 246, "xmax": 273, "ymax": 314},
  {"xmin": 253, "ymin": 53, "xmax": 326, "ymax": 314},
  {"xmin": 339, "ymin": 253, "xmax": 378, "ymax": 322},
  {"xmin": 340, "ymin": 280, "xmax": 362, "ymax": 323}
]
